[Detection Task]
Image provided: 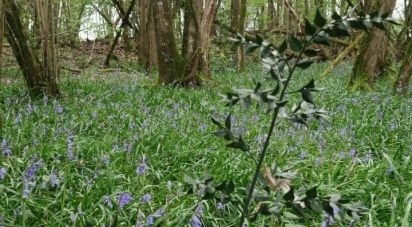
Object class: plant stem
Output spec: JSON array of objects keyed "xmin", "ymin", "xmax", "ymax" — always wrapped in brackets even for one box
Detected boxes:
[{"xmin": 238, "ymin": 32, "xmax": 320, "ymax": 227}]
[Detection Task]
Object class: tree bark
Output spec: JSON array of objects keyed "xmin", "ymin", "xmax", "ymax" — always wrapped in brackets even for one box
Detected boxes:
[
  {"xmin": 153, "ymin": 0, "xmax": 185, "ymax": 84},
  {"xmin": 268, "ymin": 0, "xmax": 275, "ymax": 29},
  {"xmin": 231, "ymin": 0, "xmax": 247, "ymax": 72},
  {"xmin": 394, "ymin": 1, "xmax": 412, "ymax": 95},
  {"xmin": 394, "ymin": 41, "xmax": 412, "ymax": 95},
  {"xmin": 137, "ymin": 0, "xmax": 158, "ymax": 70},
  {"xmin": 5, "ymin": 0, "xmax": 59, "ymax": 97},
  {"xmin": 349, "ymin": 0, "xmax": 396, "ymax": 90}
]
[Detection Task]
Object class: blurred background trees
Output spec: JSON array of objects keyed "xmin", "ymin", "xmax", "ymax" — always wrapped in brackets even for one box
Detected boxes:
[{"xmin": 1, "ymin": 0, "xmax": 411, "ymax": 95}]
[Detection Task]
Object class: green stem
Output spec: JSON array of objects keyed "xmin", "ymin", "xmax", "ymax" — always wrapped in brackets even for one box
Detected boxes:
[{"xmin": 238, "ymin": 31, "xmax": 321, "ymax": 226}]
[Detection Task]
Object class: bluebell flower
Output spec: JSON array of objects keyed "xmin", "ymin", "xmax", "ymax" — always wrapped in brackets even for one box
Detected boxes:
[
  {"xmin": 1, "ymin": 139, "xmax": 12, "ymax": 157},
  {"xmin": 349, "ymin": 148, "xmax": 356, "ymax": 157},
  {"xmin": 25, "ymin": 162, "xmax": 38, "ymax": 180},
  {"xmin": 26, "ymin": 103, "xmax": 34, "ymax": 115},
  {"xmin": 67, "ymin": 135, "xmax": 74, "ymax": 160},
  {"xmin": 49, "ymin": 170, "xmax": 58, "ymax": 187},
  {"xmin": 0, "ymin": 167, "xmax": 6, "ymax": 180},
  {"xmin": 55, "ymin": 105, "xmax": 64, "ymax": 114},
  {"xmin": 146, "ymin": 215, "xmax": 154, "ymax": 226},
  {"xmin": 190, "ymin": 214, "xmax": 202, "ymax": 227},
  {"xmin": 136, "ymin": 157, "xmax": 147, "ymax": 175},
  {"xmin": 216, "ymin": 202, "xmax": 224, "ymax": 210},
  {"xmin": 22, "ymin": 181, "xmax": 30, "ymax": 199},
  {"xmin": 299, "ymin": 151, "xmax": 306, "ymax": 160},
  {"xmin": 140, "ymin": 193, "xmax": 152, "ymax": 203},
  {"xmin": 118, "ymin": 192, "xmax": 132, "ymax": 208}
]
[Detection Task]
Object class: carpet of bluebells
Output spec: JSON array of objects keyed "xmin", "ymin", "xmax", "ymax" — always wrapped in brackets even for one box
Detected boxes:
[{"xmin": 1, "ymin": 62, "xmax": 411, "ymax": 226}]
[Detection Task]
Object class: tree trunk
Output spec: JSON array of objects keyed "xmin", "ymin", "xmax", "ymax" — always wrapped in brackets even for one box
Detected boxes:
[
  {"xmin": 231, "ymin": 0, "xmax": 247, "ymax": 72},
  {"xmin": 180, "ymin": 0, "xmax": 218, "ymax": 84},
  {"xmin": 268, "ymin": 0, "xmax": 275, "ymax": 29},
  {"xmin": 394, "ymin": 41, "xmax": 412, "ymax": 95},
  {"xmin": 0, "ymin": 0, "xmax": 4, "ymax": 81},
  {"xmin": 394, "ymin": 1, "xmax": 412, "ymax": 95},
  {"xmin": 5, "ymin": 0, "xmax": 59, "ymax": 97},
  {"xmin": 349, "ymin": 0, "xmax": 396, "ymax": 90},
  {"xmin": 153, "ymin": 0, "xmax": 185, "ymax": 84},
  {"xmin": 137, "ymin": 0, "xmax": 158, "ymax": 70}
]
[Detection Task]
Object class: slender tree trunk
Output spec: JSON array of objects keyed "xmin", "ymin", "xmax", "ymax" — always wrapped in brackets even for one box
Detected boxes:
[
  {"xmin": 268, "ymin": 0, "xmax": 275, "ymax": 28},
  {"xmin": 137, "ymin": 0, "xmax": 158, "ymax": 70},
  {"xmin": 180, "ymin": 0, "xmax": 218, "ymax": 83},
  {"xmin": 349, "ymin": 0, "xmax": 396, "ymax": 90},
  {"xmin": 6, "ymin": 0, "xmax": 59, "ymax": 97},
  {"xmin": 394, "ymin": 0, "xmax": 412, "ymax": 95},
  {"xmin": 304, "ymin": 0, "xmax": 310, "ymax": 16},
  {"xmin": 153, "ymin": 0, "xmax": 185, "ymax": 84},
  {"xmin": 394, "ymin": 41, "xmax": 412, "ymax": 95},
  {"xmin": 231, "ymin": 0, "xmax": 247, "ymax": 72}
]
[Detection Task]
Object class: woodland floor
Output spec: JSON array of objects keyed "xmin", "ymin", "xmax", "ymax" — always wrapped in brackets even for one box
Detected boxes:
[{"xmin": 1, "ymin": 43, "xmax": 412, "ymax": 226}]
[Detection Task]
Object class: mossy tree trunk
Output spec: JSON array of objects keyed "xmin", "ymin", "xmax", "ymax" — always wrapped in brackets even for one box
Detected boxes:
[
  {"xmin": 348, "ymin": 0, "xmax": 396, "ymax": 90},
  {"xmin": 153, "ymin": 0, "xmax": 185, "ymax": 84},
  {"xmin": 5, "ymin": 0, "xmax": 60, "ymax": 97},
  {"xmin": 183, "ymin": 0, "xmax": 219, "ymax": 83},
  {"xmin": 231, "ymin": 0, "xmax": 247, "ymax": 72}
]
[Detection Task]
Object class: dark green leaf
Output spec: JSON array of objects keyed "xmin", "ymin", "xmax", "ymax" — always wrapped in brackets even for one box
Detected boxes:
[
  {"xmin": 272, "ymin": 83, "xmax": 280, "ymax": 96},
  {"xmin": 296, "ymin": 59, "xmax": 314, "ymax": 69},
  {"xmin": 276, "ymin": 100, "xmax": 288, "ymax": 107},
  {"xmin": 331, "ymin": 11, "xmax": 341, "ymax": 20},
  {"xmin": 326, "ymin": 27, "xmax": 350, "ymax": 37},
  {"xmin": 373, "ymin": 21, "xmax": 387, "ymax": 31},
  {"xmin": 246, "ymin": 43, "xmax": 260, "ymax": 54},
  {"xmin": 211, "ymin": 116, "xmax": 222, "ymax": 127},
  {"xmin": 203, "ymin": 191, "xmax": 215, "ymax": 200},
  {"xmin": 225, "ymin": 114, "xmax": 231, "ymax": 129},
  {"xmin": 314, "ymin": 9, "xmax": 327, "ymax": 28},
  {"xmin": 306, "ymin": 187, "xmax": 318, "ymax": 199},
  {"xmin": 370, "ymin": 10, "xmax": 380, "ymax": 18},
  {"xmin": 304, "ymin": 48, "xmax": 321, "ymax": 57},
  {"xmin": 304, "ymin": 19, "xmax": 317, "ymax": 36},
  {"xmin": 301, "ymin": 90, "xmax": 314, "ymax": 104},
  {"xmin": 288, "ymin": 36, "xmax": 303, "ymax": 52},
  {"xmin": 227, "ymin": 136, "xmax": 249, "ymax": 151},
  {"xmin": 348, "ymin": 20, "xmax": 367, "ymax": 31},
  {"xmin": 283, "ymin": 187, "xmax": 295, "ymax": 201},
  {"xmin": 278, "ymin": 40, "xmax": 288, "ymax": 53},
  {"xmin": 308, "ymin": 199, "xmax": 323, "ymax": 212},
  {"xmin": 255, "ymin": 34, "xmax": 264, "ymax": 45},
  {"xmin": 313, "ymin": 34, "xmax": 330, "ymax": 46}
]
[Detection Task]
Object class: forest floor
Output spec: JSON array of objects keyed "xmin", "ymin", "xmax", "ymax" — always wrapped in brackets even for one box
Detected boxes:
[{"xmin": 1, "ymin": 45, "xmax": 412, "ymax": 226}]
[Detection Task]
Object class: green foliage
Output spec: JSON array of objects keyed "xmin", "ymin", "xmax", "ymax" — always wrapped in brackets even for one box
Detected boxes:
[{"xmin": 214, "ymin": 7, "xmax": 401, "ymax": 226}]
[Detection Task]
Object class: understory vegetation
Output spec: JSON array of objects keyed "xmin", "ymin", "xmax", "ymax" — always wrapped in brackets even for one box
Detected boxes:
[{"xmin": 1, "ymin": 61, "xmax": 411, "ymax": 226}]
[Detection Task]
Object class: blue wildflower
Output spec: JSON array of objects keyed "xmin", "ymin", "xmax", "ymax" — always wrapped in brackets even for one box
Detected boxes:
[
  {"xmin": 140, "ymin": 193, "xmax": 152, "ymax": 203},
  {"xmin": 118, "ymin": 192, "xmax": 132, "ymax": 208},
  {"xmin": 49, "ymin": 170, "xmax": 58, "ymax": 187},
  {"xmin": 67, "ymin": 135, "xmax": 74, "ymax": 160},
  {"xmin": 55, "ymin": 105, "xmax": 63, "ymax": 114},
  {"xmin": 1, "ymin": 139, "xmax": 12, "ymax": 157},
  {"xmin": 216, "ymin": 202, "xmax": 224, "ymax": 210},
  {"xmin": 22, "ymin": 181, "xmax": 30, "ymax": 199},
  {"xmin": 0, "ymin": 167, "xmax": 6, "ymax": 180}
]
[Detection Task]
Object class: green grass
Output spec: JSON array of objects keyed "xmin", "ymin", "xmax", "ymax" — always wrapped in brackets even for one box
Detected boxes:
[{"xmin": 1, "ymin": 61, "xmax": 411, "ymax": 226}]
